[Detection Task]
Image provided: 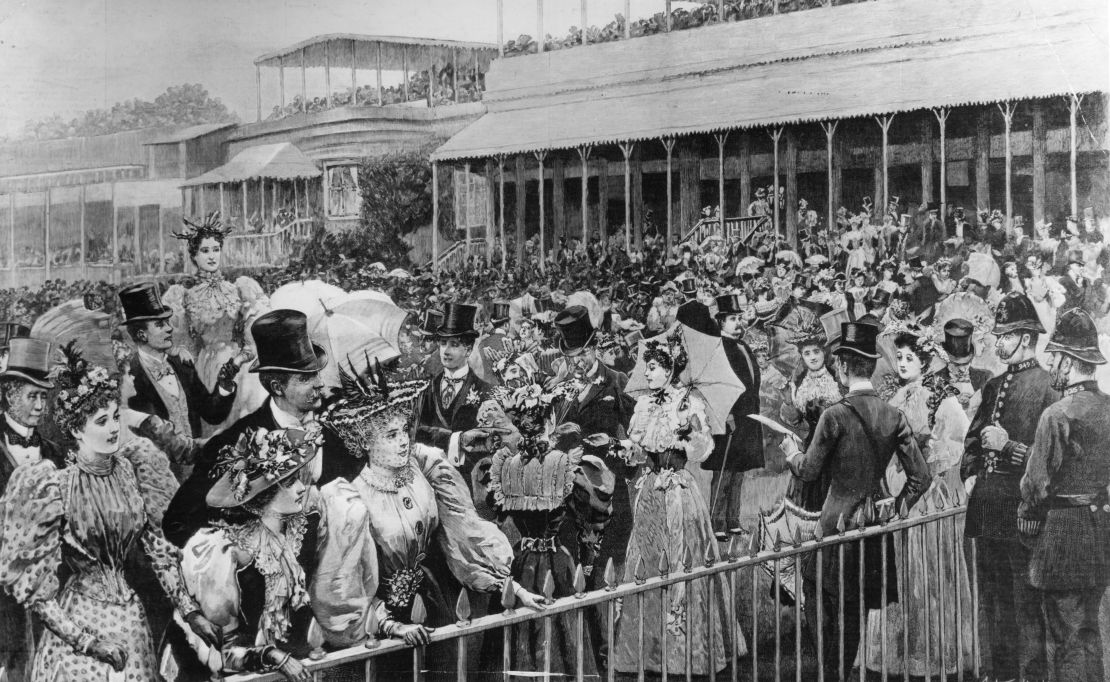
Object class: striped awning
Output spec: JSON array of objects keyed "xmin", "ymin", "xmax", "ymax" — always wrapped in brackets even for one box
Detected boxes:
[{"xmin": 433, "ymin": 0, "xmax": 1107, "ymax": 161}]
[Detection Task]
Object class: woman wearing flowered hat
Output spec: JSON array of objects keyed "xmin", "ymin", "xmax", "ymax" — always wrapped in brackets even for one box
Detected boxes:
[
  {"xmin": 861, "ymin": 323, "xmax": 976, "ymax": 677},
  {"xmin": 612, "ymin": 330, "xmax": 744, "ymax": 675},
  {"xmin": 0, "ymin": 349, "xmax": 218, "ymax": 681},
  {"xmin": 319, "ymin": 363, "xmax": 543, "ymax": 676}
]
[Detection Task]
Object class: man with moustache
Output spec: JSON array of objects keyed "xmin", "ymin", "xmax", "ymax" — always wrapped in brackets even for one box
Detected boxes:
[
  {"xmin": 162, "ymin": 309, "xmax": 362, "ymax": 547},
  {"xmin": 703, "ymin": 293, "xmax": 763, "ymax": 532},
  {"xmin": 961, "ymin": 292, "xmax": 1059, "ymax": 682},
  {"xmin": 0, "ymin": 338, "xmax": 64, "ymax": 682}
]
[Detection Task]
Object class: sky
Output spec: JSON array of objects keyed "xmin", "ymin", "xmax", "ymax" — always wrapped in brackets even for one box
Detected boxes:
[{"xmin": 0, "ymin": 0, "xmax": 689, "ymax": 137}]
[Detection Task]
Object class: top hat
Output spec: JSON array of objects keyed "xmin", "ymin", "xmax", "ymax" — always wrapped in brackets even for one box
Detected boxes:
[
  {"xmin": 490, "ymin": 301, "xmax": 512, "ymax": 325},
  {"xmin": 249, "ymin": 310, "xmax": 329, "ymax": 374},
  {"xmin": 1067, "ymin": 249, "xmax": 1085, "ymax": 266},
  {"xmin": 554, "ymin": 305, "xmax": 597, "ymax": 356},
  {"xmin": 0, "ymin": 338, "xmax": 54, "ymax": 388},
  {"xmin": 118, "ymin": 282, "xmax": 172, "ymax": 323},
  {"xmin": 678, "ymin": 278, "xmax": 698, "ymax": 298},
  {"xmin": 676, "ymin": 301, "xmax": 718, "ymax": 338},
  {"xmin": 925, "ymin": 202, "xmax": 940, "ymax": 213},
  {"xmin": 0, "ymin": 322, "xmax": 31, "ymax": 353},
  {"xmin": 832, "ymin": 322, "xmax": 880, "ymax": 359},
  {"xmin": 907, "ymin": 257, "xmax": 924, "ymax": 270},
  {"xmin": 820, "ymin": 308, "xmax": 851, "ymax": 347},
  {"xmin": 943, "ymin": 318, "xmax": 976, "ymax": 364},
  {"xmin": 435, "ymin": 303, "xmax": 480, "ymax": 339},
  {"xmin": 1045, "ymin": 308, "xmax": 1106, "ymax": 365},
  {"xmin": 716, "ymin": 293, "xmax": 745, "ymax": 316},
  {"xmin": 992, "ymin": 292, "xmax": 1045, "ymax": 335},
  {"xmin": 867, "ymin": 289, "xmax": 892, "ymax": 309}
]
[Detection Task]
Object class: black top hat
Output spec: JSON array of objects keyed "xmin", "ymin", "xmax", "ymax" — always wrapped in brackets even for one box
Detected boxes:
[
  {"xmin": 554, "ymin": 305, "xmax": 596, "ymax": 356},
  {"xmin": 0, "ymin": 322, "xmax": 31, "ymax": 352},
  {"xmin": 490, "ymin": 301, "xmax": 512, "ymax": 325},
  {"xmin": 1067, "ymin": 249, "xmax": 1085, "ymax": 266},
  {"xmin": 867, "ymin": 289, "xmax": 892, "ymax": 309},
  {"xmin": 832, "ymin": 322, "xmax": 880, "ymax": 359},
  {"xmin": 249, "ymin": 310, "xmax": 328, "ymax": 374},
  {"xmin": 678, "ymin": 278, "xmax": 698, "ymax": 298},
  {"xmin": 677, "ymin": 301, "xmax": 718, "ymax": 337},
  {"xmin": 118, "ymin": 282, "xmax": 172, "ymax": 323},
  {"xmin": 716, "ymin": 293, "xmax": 745, "ymax": 316},
  {"xmin": 943, "ymin": 318, "xmax": 975, "ymax": 363},
  {"xmin": 414, "ymin": 309, "xmax": 444, "ymax": 338},
  {"xmin": 907, "ymin": 256, "xmax": 924, "ymax": 270},
  {"xmin": 435, "ymin": 303, "xmax": 480, "ymax": 339},
  {"xmin": 0, "ymin": 338, "xmax": 54, "ymax": 388},
  {"xmin": 1045, "ymin": 308, "xmax": 1106, "ymax": 365},
  {"xmin": 992, "ymin": 292, "xmax": 1045, "ymax": 335},
  {"xmin": 925, "ymin": 202, "xmax": 939, "ymax": 212}
]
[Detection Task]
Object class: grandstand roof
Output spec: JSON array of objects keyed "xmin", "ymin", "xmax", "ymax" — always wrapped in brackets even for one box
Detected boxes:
[
  {"xmin": 254, "ymin": 34, "xmax": 498, "ymax": 73},
  {"xmin": 180, "ymin": 142, "xmax": 320, "ymax": 187}
]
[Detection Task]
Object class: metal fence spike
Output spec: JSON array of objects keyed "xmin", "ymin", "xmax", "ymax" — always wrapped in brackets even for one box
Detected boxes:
[
  {"xmin": 657, "ymin": 550, "xmax": 671, "ymax": 578},
  {"xmin": 411, "ymin": 594, "xmax": 428, "ymax": 625},
  {"xmin": 500, "ymin": 577, "xmax": 516, "ymax": 611},
  {"xmin": 307, "ymin": 617, "xmax": 326, "ymax": 660},
  {"xmin": 836, "ymin": 514, "xmax": 848, "ymax": 534},
  {"xmin": 455, "ymin": 589, "xmax": 471, "ymax": 624},
  {"xmin": 542, "ymin": 570, "xmax": 555, "ymax": 603},
  {"xmin": 604, "ymin": 558, "xmax": 617, "ymax": 590},
  {"xmin": 634, "ymin": 555, "xmax": 647, "ymax": 585},
  {"xmin": 364, "ymin": 605, "xmax": 379, "ymax": 649},
  {"xmin": 704, "ymin": 539, "xmax": 716, "ymax": 567},
  {"xmin": 774, "ymin": 530, "xmax": 784, "ymax": 551},
  {"xmin": 793, "ymin": 526, "xmax": 805, "ymax": 547},
  {"xmin": 682, "ymin": 545, "xmax": 693, "ymax": 572},
  {"xmin": 573, "ymin": 564, "xmax": 587, "ymax": 597}
]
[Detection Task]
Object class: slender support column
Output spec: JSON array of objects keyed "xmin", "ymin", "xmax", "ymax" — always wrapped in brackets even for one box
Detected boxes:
[
  {"xmin": 619, "ymin": 142, "xmax": 635, "ymax": 254},
  {"xmin": 485, "ymin": 161, "xmax": 495, "ymax": 266},
  {"xmin": 44, "ymin": 189, "xmax": 51, "ymax": 279},
  {"xmin": 769, "ymin": 127, "xmax": 783, "ymax": 242},
  {"xmin": 498, "ymin": 156, "xmax": 507, "ymax": 266},
  {"xmin": 577, "ymin": 145, "xmax": 593, "ymax": 244},
  {"xmin": 497, "ymin": 0, "xmax": 505, "ymax": 57},
  {"xmin": 875, "ymin": 114, "xmax": 895, "ymax": 220},
  {"xmin": 785, "ymin": 128, "xmax": 799, "ymax": 245},
  {"xmin": 255, "ymin": 66, "xmax": 262, "ymax": 122},
  {"xmin": 464, "ymin": 162, "xmax": 472, "ymax": 261},
  {"xmin": 260, "ymin": 180, "xmax": 266, "ymax": 227},
  {"xmin": 739, "ymin": 132, "xmax": 752, "ymax": 218},
  {"xmin": 402, "ymin": 46, "xmax": 409, "ymax": 101},
  {"xmin": 271, "ymin": 180, "xmax": 277, "ymax": 223},
  {"xmin": 325, "ymin": 40, "xmax": 332, "ymax": 108},
  {"xmin": 715, "ymin": 133, "xmax": 728, "ymax": 239},
  {"xmin": 1032, "ymin": 101, "xmax": 1047, "ymax": 225},
  {"xmin": 219, "ymin": 182, "xmax": 226, "ymax": 217},
  {"xmin": 1069, "ymin": 93, "xmax": 1084, "ymax": 218},
  {"xmin": 537, "ymin": 0, "xmax": 545, "ymax": 54},
  {"xmin": 452, "ymin": 49, "xmax": 459, "ymax": 103},
  {"xmin": 820, "ymin": 121, "xmax": 838, "ymax": 236},
  {"xmin": 350, "ymin": 39, "xmax": 357, "ymax": 105},
  {"xmin": 624, "ymin": 0, "xmax": 631, "ymax": 38},
  {"xmin": 79, "ymin": 185, "xmax": 87, "ymax": 274},
  {"xmin": 631, "ymin": 148, "xmax": 643, "ymax": 248},
  {"xmin": 515, "ymin": 155, "xmax": 526, "ymax": 264},
  {"xmin": 427, "ymin": 50, "xmax": 435, "ymax": 108},
  {"xmin": 535, "ymin": 151, "xmax": 548, "ymax": 272},
  {"xmin": 975, "ymin": 109, "xmax": 990, "ymax": 214},
  {"xmin": 920, "ymin": 118, "xmax": 935, "ymax": 204},
  {"xmin": 665, "ymin": 0, "xmax": 672, "ymax": 30},
  {"xmin": 597, "ymin": 157, "xmax": 609, "ymax": 245},
  {"xmin": 432, "ymin": 162, "xmax": 439, "ymax": 274},
  {"xmin": 300, "ymin": 48, "xmax": 307, "ymax": 113},
  {"xmin": 242, "ymin": 181, "xmax": 248, "ymax": 231},
  {"xmin": 717, "ymin": 0, "xmax": 724, "ymax": 20},
  {"xmin": 998, "ymin": 101, "xmax": 1017, "ymax": 226},
  {"xmin": 112, "ymin": 186, "xmax": 118, "ymax": 274},
  {"xmin": 662, "ymin": 138, "xmax": 675, "ymax": 256},
  {"xmin": 293, "ymin": 179, "xmax": 299, "ymax": 219},
  {"xmin": 581, "ymin": 0, "xmax": 589, "ymax": 45},
  {"xmin": 932, "ymin": 108, "xmax": 949, "ymax": 218},
  {"xmin": 376, "ymin": 43, "xmax": 384, "ymax": 106},
  {"xmin": 156, "ymin": 197, "xmax": 164, "ymax": 273},
  {"xmin": 199, "ymin": 186, "xmax": 206, "ymax": 216},
  {"xmin": 279, "ymin": 56, "xmax": 285, "ymax": 111},
  {"xmin": 552, "ymin": 157, "xmax": 566, "ymax": 245}
]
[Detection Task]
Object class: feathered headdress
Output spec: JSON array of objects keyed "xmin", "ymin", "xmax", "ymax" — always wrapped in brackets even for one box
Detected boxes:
[
  {"xmin": 322, "ymin": 352, "xmax": 427, "ymax": 449},
  {"xmin": 172, "ymin": 210, "xmax": 234, "ymax": 243}
]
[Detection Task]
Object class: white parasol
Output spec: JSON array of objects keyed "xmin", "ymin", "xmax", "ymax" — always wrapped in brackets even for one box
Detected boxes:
[
  {"xmin": 313, "ymin": 294, "xmax": 409, "ymax": 387},
  {"xmin": 625, "ymin": 321, "xmax": 745, "ymax": 435},
  {"xmin": 270, "ymin": 280, "xmax": 346, "ymax": 320},
  {"xmin": 31, "ymin": 300, "xmax": 115, "ymax": 370},
  {"xmin": 737, "ymin": 256, "xmax": 765, "ymax": 275}
]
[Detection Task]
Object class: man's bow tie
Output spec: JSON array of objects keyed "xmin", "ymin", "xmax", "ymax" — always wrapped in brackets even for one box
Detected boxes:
[
  {"xmin": 150, "ymin": 362, "xmax": 175, "ymax": 380},
  {"xmin": 7, "ymin": 431, "xmax": 41, "ymax": 448}
]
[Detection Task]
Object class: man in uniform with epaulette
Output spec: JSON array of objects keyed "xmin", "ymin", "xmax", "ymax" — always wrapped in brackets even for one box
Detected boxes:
[
  {"xmin": 1019, "ymin": 308, "xmax": 1110, "ymax": 682},
  {"xmin": 962, "ymin": 292, "xmax": 1059, "ymax": 682}
]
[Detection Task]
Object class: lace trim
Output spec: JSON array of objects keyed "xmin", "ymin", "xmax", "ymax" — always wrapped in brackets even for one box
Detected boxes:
[{"xmin": 360, "ymin": 463, "xmax": 416, "ymax": 493}]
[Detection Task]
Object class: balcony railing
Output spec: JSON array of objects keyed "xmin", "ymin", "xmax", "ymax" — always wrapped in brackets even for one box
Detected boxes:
[
  {"xmin": 221, "ymin": 217, "xmax": 315, "ymax": 269},
  {"xmin": 229, "ymin": 499, "xmax": 978, "ymax": 682}
]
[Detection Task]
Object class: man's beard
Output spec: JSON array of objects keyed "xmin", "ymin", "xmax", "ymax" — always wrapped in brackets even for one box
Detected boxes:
[
  {"xmin": 1051, "ymin": 362, "xmax": 1070, "ymax": 392},
  {"xmin": 996, "ymin": 342, "xmax": 1018, "ymax": 362}
]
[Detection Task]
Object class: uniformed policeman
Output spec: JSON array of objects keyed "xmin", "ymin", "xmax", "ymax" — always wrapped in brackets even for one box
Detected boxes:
[
  {"xmin": 1019, "ymin": 307, "xmax": 1110, "ymax": 682},
  {"xmin": 961, "ymin": 292, "xmax": 1059, "ymax": 682}
]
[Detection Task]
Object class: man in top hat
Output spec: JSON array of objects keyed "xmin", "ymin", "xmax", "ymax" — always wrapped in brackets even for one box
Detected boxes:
[
  {"xmin": 1019, "ymin": 308, "xmax": 1110, "ymax": 681},
  {"xmin": 120, "ymin": 282, "xmax": 239, "ymax": 480},
  {"xmin": 903, "ymin": 256, "xmax": 940, "ymax": 316},
  {"xmin": 0, "ymin": 322, "xmax": 30, "ymax": 373},
  {"xmin": 475, "ymin": 301, "xmax": 513, "ymax": 386},
  {"xmin": 646, "ymin": 281, "xmax": 681, "ymax": 334},
  {"xmin": 961, "ymin": 292, "xmax": 1058, "ymax": 682},
  {"xmin": 1059, "ymin": 249, "xmax": 1089, "ymax": 313},
  {"xmin": 552, "ymin": 305, "xmax": 636, "ymax": 582},
  {"xmin": 704, "ymin": 292, "xmax": 764, "ymax": 532},
  {"xmin": 938, "ymin": 318, "xmax": 991, "ymax": 415},
  {"xmin": 412, "ymin": 303, "xmax": 499, "ymax": 476},
  {"xmin": 779, "ymin": 321, "xmax": 929, "ymax": 678},
  {"xmin": 0, "ymin": 338, "xmax": 64, "ymax": 682},
  {"xmin": 163, "ymin": 309, "xmax": 361, "ymax": 547}
]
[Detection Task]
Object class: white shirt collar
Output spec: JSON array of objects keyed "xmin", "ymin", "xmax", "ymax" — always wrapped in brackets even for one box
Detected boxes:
[
  {"xmin": 443, "ymin": 365, "xmax": 470, "ymax": 381},
  {"xmin": 137, "ymin": 347, "xmax": 168, "ymax": 366},
  {"xmin": 270, "ymin": 401, "xmax": 312, "ymax": 429},
  {"xmin": 5, "ymin": 415, "xmax": 31, "ymax": 439},
  {"xmin": 848, "ymin": 380, "xmax": 874, "ymax": 394}
]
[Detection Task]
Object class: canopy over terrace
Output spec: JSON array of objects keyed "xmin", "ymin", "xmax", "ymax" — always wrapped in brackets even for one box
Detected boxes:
[
  {"xmin": 180, "ymin": 142, "xmax": 323, "ymax": 232},
  {"xmin": 430, "ymin": 0, "xmax": 1108, "ymax": 270},
  {"xmin": 253, "ymin": 34, "xmax": 499, "ymax": 119}
]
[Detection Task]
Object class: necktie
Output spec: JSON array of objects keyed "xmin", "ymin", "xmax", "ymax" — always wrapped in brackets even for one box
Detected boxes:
[
  {"xmin": 441, "ymin": 376, "xmax": 464, "ymax": 407},
  {"xmin": 150, "ymin": 360, "xmax": 175, "ymax": 380},
  {"xmin": 7, "ymin": 430, "xmax": 40, "ymax": 448}
]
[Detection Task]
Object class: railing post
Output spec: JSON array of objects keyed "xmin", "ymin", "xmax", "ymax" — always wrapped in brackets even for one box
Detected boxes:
[
  {"xmin": 1068, "ymin": 93, "xmax": 1084, "ymax": 218},
  {"xmin": 534, "ymin": 151, "xmax": 548, "ymax": 273},
  {"xmin": 432, "ymin": 161, "xmax": 439, "ymax": 275},
  {"xmin": 769, "ymin": 127, "xmax": 783, "ymax": 244},
  {"xmin": 619, "ymin": 142, "xmax": 635, "ymax": 256}
]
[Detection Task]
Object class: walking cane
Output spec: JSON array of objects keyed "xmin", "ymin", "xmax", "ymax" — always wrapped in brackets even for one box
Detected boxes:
[{"xmin": 710, "ymin": 427, "xmax": 737, "ymax": 523}]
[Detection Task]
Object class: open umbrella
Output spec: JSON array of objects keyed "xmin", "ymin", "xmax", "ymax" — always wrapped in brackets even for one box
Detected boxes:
[
  {"xmin": 625, "ymin": 321, "xmax": 745, "ymax": 435},
  {"xmin": 805, "ymin": 254, "xmax": 829, "ymax": 267},
  {"xmin": 270, "ymin": 280, "xmax": 346, "ymax": 320},
  {"xmin": 737, "ymin": 255, "xmax": 764, "ymax": 275},
  {"xmin": 313, "ymin": 295, "xmax": 409, "ymax": 387},
  {"xmin": 775, "ymin": 249, "xmax": 802, "ymax": 268}
]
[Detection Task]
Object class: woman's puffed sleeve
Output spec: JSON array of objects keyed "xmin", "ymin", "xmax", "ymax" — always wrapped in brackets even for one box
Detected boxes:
[
  {"xmin": 311, "ymin": 480, "xmax": 388, "ymax": 648},
  {"xmin": 570, "ymin": 453, "xmax": 615, "ymax": 574},
  {"xmin": 411, "ymin": 445, "xmax": 513, "ymax": 593},
  {"xmin": 178, "ymin": 528, "xmax": 249, "ymax": 674},
  {"xmin": 0, "ymin": 461, "xmax": 88, "ymax": 651},
  {"xmin": 678, "ymin": 392, "xmax": 715, "ymax": 464}
]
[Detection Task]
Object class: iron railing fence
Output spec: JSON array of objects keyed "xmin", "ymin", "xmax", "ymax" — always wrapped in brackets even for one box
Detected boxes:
[{"xmin": 228, "ymin": 499, "xmax": 976, "ymax": 682}]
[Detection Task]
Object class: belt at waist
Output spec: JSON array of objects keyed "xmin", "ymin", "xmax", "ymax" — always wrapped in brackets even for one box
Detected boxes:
[
  {"xmin": 646, "ymin": 448, "xmax": 687, "ymax": 473},
  {"xmin": 519, "ymin": 536, "xmax": 558, "ymax": 553},
  {"xmin": 1048, "ymin": 494, "xmax": 1110, "ymax": 510}
]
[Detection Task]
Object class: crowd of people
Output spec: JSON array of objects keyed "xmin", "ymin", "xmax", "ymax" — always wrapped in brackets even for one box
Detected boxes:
[{"xmin": 0, "ymin": 194, "xmax": 1109, "ymax": 682}]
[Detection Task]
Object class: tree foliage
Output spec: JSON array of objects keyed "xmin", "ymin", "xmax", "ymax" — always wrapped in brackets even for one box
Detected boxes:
[{"xmin": 17, "ymin": 84, "xmax": 238, "ymax": 141}]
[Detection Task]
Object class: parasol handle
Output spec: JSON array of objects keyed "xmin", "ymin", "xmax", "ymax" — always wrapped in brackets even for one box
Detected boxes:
[{"xmin": 319, "ymin": 299, "xmax": 334, "ymax": 316}]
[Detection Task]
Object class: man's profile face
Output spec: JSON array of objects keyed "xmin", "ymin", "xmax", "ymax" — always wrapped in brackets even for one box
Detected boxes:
[{"xmin": 438, "ymin": 337, "xmax": 473, "ymax": 371}]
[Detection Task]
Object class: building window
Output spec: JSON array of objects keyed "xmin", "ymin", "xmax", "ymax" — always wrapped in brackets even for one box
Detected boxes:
[
  {"xmin": 326, "ymin": 165, "xmax": 361, "ymax": 218},
  {"xmin": 453, "ymin": 169, "xmax": 489, "ymax": 234}
]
